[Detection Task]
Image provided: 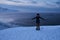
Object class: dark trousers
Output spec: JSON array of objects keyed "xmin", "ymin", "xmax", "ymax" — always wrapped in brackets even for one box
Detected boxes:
[{"xmin": 36, "ymin": 23, "xmax": 40, "ymax": 28}]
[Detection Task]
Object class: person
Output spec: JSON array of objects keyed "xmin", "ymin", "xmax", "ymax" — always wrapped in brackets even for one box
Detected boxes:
[{"xmin": 32, "ymin": 13, "xmax": 45, "ymax": 30}]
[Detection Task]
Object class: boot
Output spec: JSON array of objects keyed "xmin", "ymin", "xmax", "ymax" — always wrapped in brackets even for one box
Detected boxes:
[{"xmin": 36, "ymin": 27, "xmax": 40, "ymax": 30}]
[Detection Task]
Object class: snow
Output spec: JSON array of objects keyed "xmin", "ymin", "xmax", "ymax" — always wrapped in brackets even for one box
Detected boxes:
[{"xmin": 0, "ymin": 26, "xmax": 60, "ymax": 40}]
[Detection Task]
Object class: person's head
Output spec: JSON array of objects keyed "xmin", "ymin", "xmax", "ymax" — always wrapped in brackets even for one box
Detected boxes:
[{"xmin": 37, "ymin": 13, "xmax": 40, "ymax": 15}]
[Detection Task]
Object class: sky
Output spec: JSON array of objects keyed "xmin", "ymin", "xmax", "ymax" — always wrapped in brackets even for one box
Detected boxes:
[
  {"xmin": 0, "ymin": 0, "xmax": 60, "ymax": 24},
  {"xmin": 0, "ymin": 0, "xmax": 60, "ymax": 13},
  {"xmin": 0, "ymin": 0, "xmax": 60, "ymax": 8}
]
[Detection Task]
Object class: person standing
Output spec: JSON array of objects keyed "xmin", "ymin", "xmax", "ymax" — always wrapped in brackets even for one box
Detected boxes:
[{"xmin": 32, "ymin": 13, "xmax": 45, "ymax": 30}]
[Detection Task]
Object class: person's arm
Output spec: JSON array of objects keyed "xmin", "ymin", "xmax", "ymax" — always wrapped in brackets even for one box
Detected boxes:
[{"xmin": 40, "ymin": 17, "xmax": 45, "ymax": 20}]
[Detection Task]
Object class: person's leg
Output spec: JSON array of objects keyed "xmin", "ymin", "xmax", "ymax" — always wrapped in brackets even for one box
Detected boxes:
[{"xmin": 36, "ymin": 23, "xmax": 40, "ymax": 30}]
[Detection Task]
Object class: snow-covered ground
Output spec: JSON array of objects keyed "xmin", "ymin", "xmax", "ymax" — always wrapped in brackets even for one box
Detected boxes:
[{"xmin": 0, "ymin": 25, "xmax": 60, "ymax": 40}]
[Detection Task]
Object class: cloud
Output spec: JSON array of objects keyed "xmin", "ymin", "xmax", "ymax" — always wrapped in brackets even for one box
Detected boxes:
[
  {"xmin": 0, "ymin": 0, "xmax": 60, "ymax": 8},
  {"xmin": 0, "ymin": 0, "xmax": 16, "ymax": 5}
]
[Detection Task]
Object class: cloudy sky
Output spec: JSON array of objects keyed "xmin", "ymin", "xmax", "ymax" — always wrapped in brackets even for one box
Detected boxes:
[
  {"xmin": 0, "ymin": 0, "xmax": 60, "ymax": 24},
  {"xmin": 0, "ymin": 0, "xmax": 60, "ymax": 12}
]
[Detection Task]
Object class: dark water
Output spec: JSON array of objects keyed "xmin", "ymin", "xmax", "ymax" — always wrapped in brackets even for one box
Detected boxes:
[{"xmin": 8, "ymin": 13, "xmax": 60, "ymax": 26}]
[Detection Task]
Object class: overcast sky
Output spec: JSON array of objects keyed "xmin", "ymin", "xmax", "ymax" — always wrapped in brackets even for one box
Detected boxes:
[
  {"xmin": 0, "ymin": 0, "xmax": 60, "ymax": 13},
  {"xmin": 0, "ymin": 0, "xmax": 60, "ymax": 24},
  {"xmin": 0, "ymin": 0, "xmax": 60, "ymax": 8}
]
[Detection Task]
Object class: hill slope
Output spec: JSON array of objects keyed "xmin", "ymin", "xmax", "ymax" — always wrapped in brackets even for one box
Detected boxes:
[{"xmin": 0, "ymin": 26, "xmax": 60, "ymax": 40}]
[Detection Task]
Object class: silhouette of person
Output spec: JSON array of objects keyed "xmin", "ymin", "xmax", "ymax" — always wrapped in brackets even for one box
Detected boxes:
[{"xmin": 32, "ymin": 13, "xmax": 45, "ymax": 30}]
